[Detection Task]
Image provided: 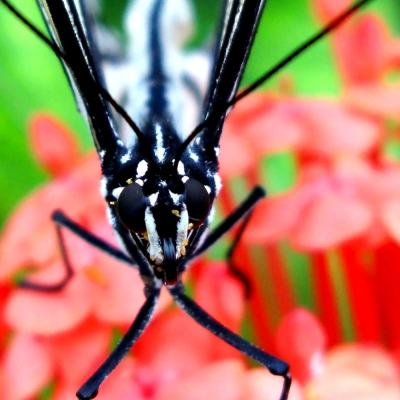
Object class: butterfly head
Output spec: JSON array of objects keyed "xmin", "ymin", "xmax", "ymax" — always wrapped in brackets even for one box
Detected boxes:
[{"xmin": 113, "ymin": 160, "xmax": 211, "ymax": 285}]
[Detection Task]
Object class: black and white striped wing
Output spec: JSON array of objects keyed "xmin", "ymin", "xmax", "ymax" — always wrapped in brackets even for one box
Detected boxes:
[
  {"xmin": 203, "ymin": 0, "xmax": 267, "ymax": 144},
  {"xmin": 37, "ymin": 0, "xmax": 120, "ymax": 155}
]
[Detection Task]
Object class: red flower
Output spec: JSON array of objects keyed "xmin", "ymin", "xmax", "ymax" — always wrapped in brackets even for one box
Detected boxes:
[
  {"xmin": 276, "ymin": 309, "xmax": 400, "ymax": 399},
  {"xmin": 0, "ymin": 115, "xmax": 302, "ymax": 399},
  {"xmin": 214, "ymin": 0, "xmax": 400, "ymax": 393},
  {"xmin": 1, "ymin": 1, "xmax": 400, "ymax": 398},
  {"xmin": 314, "ymin": 0, "xmax": 400, "ymax": 120}
]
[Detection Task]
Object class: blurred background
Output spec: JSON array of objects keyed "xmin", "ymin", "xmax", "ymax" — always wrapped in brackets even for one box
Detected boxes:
[
  {"xmin": 0, "ymin": 0, "xmax": 396, "ymax": 227},
  {"xmin": 0, "ymin": 1, "xmax": 399, "ymax": 397}
]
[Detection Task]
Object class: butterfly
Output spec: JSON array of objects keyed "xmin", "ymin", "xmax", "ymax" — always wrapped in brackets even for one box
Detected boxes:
[{"xmin": 0, "ymin": 0, "xmax": 372, "ymax": 399}]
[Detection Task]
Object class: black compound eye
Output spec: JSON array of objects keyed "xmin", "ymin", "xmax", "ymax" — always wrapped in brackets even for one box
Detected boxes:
[
  {"xmin": 184, "ymin": 178, "xmax": 211, "ymax": 228},
  {"xmin": 116, "ymin": 183, "xmax": 147, "ymax": 233}
]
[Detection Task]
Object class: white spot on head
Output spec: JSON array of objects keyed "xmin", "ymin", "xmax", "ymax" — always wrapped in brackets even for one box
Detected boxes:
[
  {"xmin": 214, "ymin": 146, "xmax": 220, "ymax": 157},
  {"xmin": 149, "ymin": 192, "xmax": 159, "ymax": 206},
  {"xmin": 204, "ymin": 185, "xmax": 211, "ymax": 194},
  {"xmin": 182, "ymin": 176, "xmax": 189, "ymax": 183},
  {"xmin": 106, "ymin": 207, "xmax": 115, "ymax": 226},
  {"xmin": 155, "ymin": 124, "xmax": 166, "ymax": 162},
  {"xmin": 177, "ymin": 161, "xmax": 185, "ymax": 175},
  {"xmin": 99, "ymin": 150, "xmax": 106, "ymax": 160},
  {"xmin": 176, "ymin": 205, "xmax": 188, "ymax": 258},
  {"xmin": 214, "ymin": 174, "xmax": 222, "ymax": 193},
  {"xmin": 112, "ymin": 187, "xmax": 124, "ymax": 199},
  {"xmin": 100, "ymin": 176, "xmax": 108, "ymax": 198},
  {"xmin": 120, "ymin": 153, "xmax": 131, "ymax": 164},
  {"xmin": 145, "ymin": 208, "xmax": 163, "ymax": 262},
  {"xmin": 169, "ymin": 191, "xmax": 180, "ymax": 204},
  {"xmin": 137, "ymin": 160, "xmax": 148, "ymax": 177},
  {"xmin": 136, "ymin": 179, "xmax": 144, "ymax": 186}
]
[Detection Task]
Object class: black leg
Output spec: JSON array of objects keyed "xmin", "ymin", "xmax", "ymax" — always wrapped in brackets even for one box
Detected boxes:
[
  {"xmin": 169, "ymin": 285, "xmax": 291, "ymax": 400},
  {"xmin": 77, "ymin": 287, "xmax": 160, "ymax": 400},
  {"xmin": 53, "ymin": 210, "xmax": 135, "ymax": 266},
  {"xmin": 19, "ymin": 210, "xmax": 135, "ymax": 292},
  {"xmin": 191, "ymin": 186, "xmax": 265, "ymax": 258},
  {"xmin": 226, "ymin": 211, "xmax": 254, "ymax": 298},
  {"xmin": 19, "ymin": 216, "xmax": 74, "ymax": 292}
]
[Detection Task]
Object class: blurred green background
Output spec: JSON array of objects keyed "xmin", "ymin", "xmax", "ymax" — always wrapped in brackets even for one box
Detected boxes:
[{"xmin": 0, "ymin": 0, "xmax": 397, "ymax": 231}]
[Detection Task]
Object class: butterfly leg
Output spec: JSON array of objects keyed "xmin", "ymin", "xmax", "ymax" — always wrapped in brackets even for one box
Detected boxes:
[
  {"xmin": 19, "ymin": 210, "xmax": 135, "ymax": 292},
  {"xmin": 52, "ymin": 210, "xmax": 135, "ymax": 265},
  {"xmin": 185, "ymin": 186, "xmax": 264, "ymax": 294},
  {"xmin": 225, "ymin": 210, "xmax": 254, "ymax": 298},
  {"xmin": 77, "ymin": 286, "xmax": 161, "ymax": 400},
  {"xmin": 191, "ymin": 185, "xmax": 265, "ymax": 258},
  {"xmin": 169, "ymin": 285, "xmax": 291, "ymax": 400},
  {"xmin": 18, "ymin": 211, "xmax": 74, "ymax": 292}
]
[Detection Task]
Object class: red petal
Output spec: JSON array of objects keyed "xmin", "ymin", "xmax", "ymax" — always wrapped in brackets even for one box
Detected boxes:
[
  {"xmin": 219, "ymin": 129, "xmax": 256, "ymax": 178},
  {"xmin": 346, "ymin": 83, "xmax": 400, "ymax": 120},
  {"xmin": 297, "ymin": 100, "xmax": 379, "ymax": 156},
  {"xmin": 154, "ymin": 359, "xmax": 246, "ymax": 400},
  {"xmin": 93, "ymin": 257, "xmax": 147, "ymax": 324},
  {"xmin": 313, "ymin": 0, "xmax": 351, "ymax": 22},
  {"xmin": 244, "ymin": 369, "xmax": 303, "ymax": 400},
  {"xmin": 276, "ymin": 308, "xmax": 326, "ymax": 383},
  {"xmin": 49, "ymin": 319, "xmax": 111, "ymax": 385},
  {"xmin": 1, "ymin": 333, "xmax": 53, "ymax": 400},
  {"xmin": 0, "ymin": 189, "xmax": 59, "ymax": 280},
  {"xmin": 292, "ymin": 192, "xmax": 372, "ymax": 250},
  {"xmin": 194, "ymin": 261, "xmax": 244, "ymax": 331},
  {"xmin": 226, "ymin": 93, "xmax": 277, "ymax": 128},
  {"xmin": 246, "ymin": 105, "xmax": 303, "ymax": 154},
  {"xmin": 5, "ymin": 264, "xmax": 98, "ymax": 334},
  {"xmin": 307, "ymin": 344, "xmax": 400, "ymax": 399},
  {"xmin": 134, "ymin": 309, "xmax": 215, "ymax": 378},
  {"xmin": 29, "ymin": 114, "xmax": 80, "ymax": 177},
  {"xmin": 332, "ymin": 15, "xmax": 389, "ymax": 86},
  {"xmin": 327, "ymin": 344, "xmax": 399, "ymax": 380},
  {"xmin": 55, "ymin": 359, "xmax": 141, "ymax": 400},
  {"xmin": 243, "ymin": 188, "xmax": 312, "ymax": 244},
  {"xmin": 0, "ymin": 154, "xmax": 103, "ymax": 281},
  {"xmin": 388, "ymin": 38, "xmax": 400, "ymax": 68},
  {"xmin": 381, "ymin": 198, "xmax": 400, "ymax": 244},
  {"xmin": 0, "ymin": 284, "xmax": 13, "ymax": 349}
]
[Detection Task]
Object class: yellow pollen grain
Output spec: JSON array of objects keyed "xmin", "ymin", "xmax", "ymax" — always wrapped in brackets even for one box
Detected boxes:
[
  {"xmin": 171, "ymin": 209, "xmax": 180, "ymax": 217},
  {"xmin": 150, "ymin": 255, "xmax": 155, "ymax": 261},
  {"xmin": 126, "ymin": 178, "xmax": 133, "ymax": 184},
  {"xmin": 181, "ymin": 246, "xmax": 186, "ymax": 256},
  {"xmin": 109, "ymin": 201, "xmax": 116, "ymax": 205},
  {"xmin": 142, "ymin": 232, "xmax": 148, "ymax": 240},
  {"xmin": 188, "ymin": 223, "xmax": 194, "ymax": 230},
  {"xmin": 84, "ymin": 266, "xmax": 107, "ymax": 286}
]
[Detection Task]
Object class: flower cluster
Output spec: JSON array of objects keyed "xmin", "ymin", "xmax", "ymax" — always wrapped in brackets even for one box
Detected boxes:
[{"xmin": 0, "ymin": 0, "xmax": 399, "ymax": 399}]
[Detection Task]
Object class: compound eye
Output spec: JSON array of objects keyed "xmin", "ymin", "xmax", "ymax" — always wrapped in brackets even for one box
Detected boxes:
[
  {"xmin": 184, "ymin": 179, "xmax": 211, "ymax": 228},
  {"xmin": 116, "ymin": 183, "xmax": 147, "ymax": 233}
]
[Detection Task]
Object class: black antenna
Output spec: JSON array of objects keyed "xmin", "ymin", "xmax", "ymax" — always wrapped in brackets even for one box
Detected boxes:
[
  {"xmin": 173, "ymin": 0, "xmax": 373, "ymax": 172},
  {"xmin": 0, "ymin": 0, "xmax": 151, "ymax": 151}
]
